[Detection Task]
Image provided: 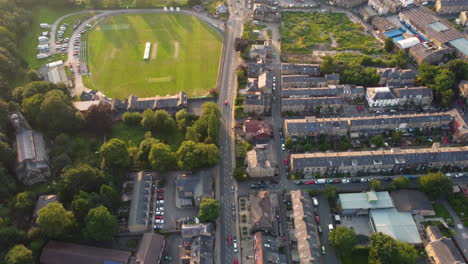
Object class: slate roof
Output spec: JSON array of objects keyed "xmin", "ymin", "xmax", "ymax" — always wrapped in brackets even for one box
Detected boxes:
[
  {"xmin": 390, "ymin": 190, "xmax": 434, "ymax": 214},
  {"xmin": 282, "ymin": 85, "xmax": 364, "ymax": 98},
  {"xmin": 135, "ymin": 233, "xmax": 165, "ymax": 264},
  {"xmin": 181, "ymin": 223, "xmax": 212, "ymax": 239},
  {"xmin": 285, "ymin": 117, "xmax": 349, "ymax": 134},
  {"xmin": 395, "ymin": 87, "xmax": 433, "ymax": 98},
  {"xmin": 281, "ymin": 63, "xmax": 321, "ymax": 76},
  {"xmin": 250, "ymin": 191, "xmax": 274, "ymax": 232},
  {"xmin": 290, "ymin": 190, "xmax": 320, "ymax": 264},
  {"xmin": 282, "ymin": 97, "xmax": 343, "ymax": 107},
  {"xmin": 367, "ymin": 87, "xmax": 397, "ymax": 101},
  {"xmin": 426, "ymin": 237, "xmax": 466, "ymax": 264},
  {"xmin": 244, "ymin": 93, "xmax": 265, "ymax": 105},
  {"xmin": 438, "ymin": 0, "xmax": 468, "ymax": 7},
  {"xmin": 291, "ymin": 145, "xmax": 468, "ymax": 170},
  {"xmin": 40, "ymin": 241, "xmax": 131, "ymax": 264},
  {"xmin": 244, "ymin": 119, "xmax": 272, "ymax": 136}
]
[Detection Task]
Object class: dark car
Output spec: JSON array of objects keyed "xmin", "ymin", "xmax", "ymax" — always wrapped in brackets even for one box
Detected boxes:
[
  {"xmin": 333, "ymin": 179, "xmax": 341, "ymax": 183},
  {"xmin": 383, "ymin": 177, "xmax": 393, "ymax": 181},
  {"xmin": 350, "ymin": 178, "xmax": 360, "ymax": 183}
]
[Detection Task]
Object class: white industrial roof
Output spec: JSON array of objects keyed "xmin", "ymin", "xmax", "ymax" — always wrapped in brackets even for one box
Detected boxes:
[
  {"xmin": 339, "ymin": 191, "xmax": 394, "ymax": 210},
  {"xmin": 397, "ymin": 37, "xmax": 420, "ymax": 49},
  {"xmin": 370, "ymin": 208, "xmax": 422, "ymax": 244}
]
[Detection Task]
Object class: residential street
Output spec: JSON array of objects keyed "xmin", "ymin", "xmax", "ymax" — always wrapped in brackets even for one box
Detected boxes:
[{"xmin": 440, "ymin": 199, "xmax": 468, "ymax": 261}]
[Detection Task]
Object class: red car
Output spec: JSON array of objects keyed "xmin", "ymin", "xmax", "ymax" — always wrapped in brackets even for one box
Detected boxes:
[
  {"xmin": 224, "ymin": 100, "xmax": 229, "ymax": 105},
  {"xmin": 234, "ymin": 260, "xmax": 238, "ymax": 264},
  {"xmin": 442, "ymin": 136, "xmax": 449, "ymax": 144},
  {"xmin": 157, "ymin": 196, "xmax": 164, "ymax": 200},
  {"xmin": 227, "ymin": 236, "xmax": 233, "ymax": 245},
  {"xmin": 283, "ymin": 159, "xmax": 289, "ymax": 165},
  {"xmin": 155, "ymin": 216, "xmax": 163, "ymax": 219},
  {"xmin": 305, "ymin": 180, "xmax": 315, "ymax": 185},
  {"xmin": 157, "ymin": 189, "xmax": 164, "ymax": 193},
  {"xmin": 458, "ymin": 100, "xmax": 464, "ymax": 107},
  {"xmin": 357, "ymin": 105, "xmax": 363, "ymax": 111},
  {"xmin": 315, "ymin": 215, "xmax": 320, "ymax": 223},
  {"xmin": 333, "ymin": 179, "xmax": 341, "ymax": 183}
]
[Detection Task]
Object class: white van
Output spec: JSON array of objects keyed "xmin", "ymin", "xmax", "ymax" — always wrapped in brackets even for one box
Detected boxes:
[{"xmin": 328, "ymin": 224, "xmax": 334, "ymax": 232}]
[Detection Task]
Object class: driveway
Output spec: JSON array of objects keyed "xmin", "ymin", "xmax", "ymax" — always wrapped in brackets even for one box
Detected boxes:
[
  {"xmin": 316, "ymin": 194, "xmax": 341, "ymax": 264},
  {"xmin": 440, "ymin": 200, "xmax": 468, "ymax": 260}
]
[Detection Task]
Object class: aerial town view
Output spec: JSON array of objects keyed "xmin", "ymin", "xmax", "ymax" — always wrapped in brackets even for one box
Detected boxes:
[{"xmin": 0, "ymin": 0, "xmax": 467, "ymax": 263}]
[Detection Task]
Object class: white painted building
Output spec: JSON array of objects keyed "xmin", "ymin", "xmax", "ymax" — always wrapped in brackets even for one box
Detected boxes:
[{"xmin": 366, "ymin": 87, "xmax": 399, "ymax": 107}]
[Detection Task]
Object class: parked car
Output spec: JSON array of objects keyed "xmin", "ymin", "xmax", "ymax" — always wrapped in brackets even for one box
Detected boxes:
[
  {"xmin": 156, "ymin": 207, "xmax": 164, "ymax": 211},
  {"xmin": 342, "ymin": 179, "xmax": 349, "ymax": 184},
  {"xmin": 315, "ymin": 215, "xmax": 320, "ymax": 223},
  {"xmin": 281, "ymin": 144, "xmax": 285, "ymax": 151},
  {"xmin": 157, "ymin": 196, "xmax": 164, "ymax": 200},
  {"xmin": 333, "ymin": 179, "xmax": 341, "ymax": 184},
  {"xmin": 318, "ymin": 225, "xmax": 322, "ymax": 233},
  {"xmin": 157, "ymin": 189, "xmax": 164, "ymax": 193},
  {"xmin": 321, "ymin": 246, "xmax": 326, "ymax": 255},
  {"xmin": 350, "ymin": 178, "xmax": 360, "ymax": 183},
  {"xmin": 233, "ymin": 242, "xmax": 238, "ymax": 253},
  {"xmin": 305, "ymin": 180, "xmax": 315, "ymax": 185},
  {"xmin": 155, "ymin": 219, "xmax": 164, "ymax": 224},
  {"xmin": 156, "ymin": 200, "xmax": 164, "ymax": 205},
  {"xmin": 155, "ymin": 216, "xmax": 163, "ymax": 220},
  {"xmin": 227, "ymin": 235, "xmax": 233, "ymax": 245},
  {"xmin": 155, "ymin": 211, "xmax": 164, "ymax": 215},
  {"xmin": 328, "ymin": 224, "xmax": 334, "ymax": 232},
  {"xmin": 312, "ymin": 197, "xmax": 318, "ymax": 206}
]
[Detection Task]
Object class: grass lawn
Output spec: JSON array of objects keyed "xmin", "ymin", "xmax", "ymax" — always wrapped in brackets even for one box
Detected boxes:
[
  {"xmin": 19, "ymin": 6, "xmax": 79, "ymax": 69},
  {"xmin": 281, "ymin": 12, "xmax": 379, "ymax": 54},
  {"xmin": 111, "ymin": 122, "xmax": 184, "ymax": 150},
  {"xmin": 341, "ymin": 248, "xmax": 369, "ymax": 264},
  {"xmin": 86, "ymin": 13, "xmax": 222, "ymax": 99},
  {"xmin": 433, "ymin": 203, "xmax": 454, "ymax": 223}
]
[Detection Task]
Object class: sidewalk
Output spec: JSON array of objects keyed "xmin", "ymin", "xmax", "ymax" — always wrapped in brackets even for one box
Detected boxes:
[{"xmin": 440, "ymin": 200, "xmax": 468, "ymax": 261}]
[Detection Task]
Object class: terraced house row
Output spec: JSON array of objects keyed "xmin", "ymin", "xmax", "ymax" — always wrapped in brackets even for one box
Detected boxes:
[
  {"xmin": 290, "ymin": 144, "xmax": 468, "ymax": 177},
  {"xmin": 284, "ymin": 112, "xmax": 452, "ymax": 138}
]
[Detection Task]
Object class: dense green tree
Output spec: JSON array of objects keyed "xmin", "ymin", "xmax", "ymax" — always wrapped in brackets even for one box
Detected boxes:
[
  {"xmin": 71, "ymin": 194, "xmax": 93, "ymax": 224},
  {"xmin": 176, "ymin": 141, "xmax": 198, "ymax": 170},
  {"xmin": 369, "ymin": 179, "xmax": 381, "ymax": 190},
  {"xmin": 5, "ymin": 245, "xmax": 33, "ymax": 264},
  {"xmin": 445, "ymin": 59, "xmax": 468, "ymax": 80},
  {"xmin": 0, "ymin": 139, "xmax": 14, "ymax": 165},
  {"xmin": 149, "ymin": 143, "xmax": 177, "ymax": 172},
  {"xmin": 323, "ymin": 185, "xmax": 338, "ymax": 200},
  {"xmin": 175, "ymin": 109, "xmax": 196, "ymax": 131},
  {"xmin": 100, "ymin": 138, "xmax": 130, "ymax": 168},
  {"xmin": 233, "ymin": 167, "xmax": 249, "ymax": 181},
  {"xmin": 419, "ymin": 171, "xmax": 452, "ymax": 199},
  {"xmin": 57, "ymin": 164, "xmax": 104, "ymax": 203},
  {"xmin": 205, "ymin": 113, "xmax": 220, "ymax": 144},
  {"xmin": 141, "ymin": 109, "xmax": 157, "ymax": 131},
  {"xmin": 36, "ymin": 202, "xmax": 75, "ymax": 238},
  {"xmin": 198, "ymin": 198, "xmax": 220, "ymax": 223},
  {"xmin": 329, "ymin": 226, "xmax": 357, "ymax": 255},
  {"xmin": 320, "ymin": 56, "xmax": 337, "ymax": 74},
  {"xmin": 417, "ymin": 63, "xmax": 439, "ymax": 85},
  {"xmin": 391, "ymin": 130, "xmax": 403, "ymax": 143},
  {"xmin": 137, "ymin": 135, "xmax": 160, "ymax": 167},
  {"xmin": 122, "ymin": 112, "xmax": 142, "ymax": 126},
  {"xmin": 185, "ymin": 126, "xmax": 200, "ymax": 142},
  {"xmin": 390, "ymin": 176, "xmax": 411, "ymax": 190},
  {"xmin": 285, "ymin": 137, "xmax": 294, "ymax": 150},
  {"xmin": 99, "ymin": 185, "xmax": 120, "ymax": 212},
  {"xmin": 384, "ymin": 38, "xmax": 394, "ymax": 52},
  {"xmin": 153, "ymin": 110, "xmax": 176, "ymax": 133},
  {"xmin": 0, "ymin": 165, "xmax": 17, "ymax": 199},
  {"xmin": 83, "ymin": 103, "xmax": 113, "ymax": 135},
  {"xmin": 14, "ymin": 192, "xmax": 35, "ymax": 214},
  {"xmin": 369, "ymin": 233, "xmax": 417, "ymax": 264},
  {"xmin": 0, "ymin": 227, "xmax": 26, "ymax": 251},
  {"xmin": 37, "ymin": 90, "xmax": 77, "ymax": 137},
  {"xmin": 195, "ymin": 143, "xmax": 220, "ymax": 168},
  {"xmin": 193, "ymin": 102, "xmax": 221, "ymax": 143},
  {"xmin": 21, "ymin": 93, "xmax": 43, "ymax": 124},
  {"xmin": 370, "ymin": 135, "xmax": 385, "ymax": 147},
  {"xmin": 83, "ymin": 206, "xmax": 118, "ymax": 241}
]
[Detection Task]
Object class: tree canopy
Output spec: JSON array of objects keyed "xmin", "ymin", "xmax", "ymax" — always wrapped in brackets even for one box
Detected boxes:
[
  {"xmin": 149, "ymin": 143, "xmax": 177, "ymax": 172},
  {"xmin": 198, "ymin": 198, "xmax": 220, "ymax": 223},
  {"xmin": 57, "ymin": 164, "xmax": 104, "ymax": 203},
  {"xmin": 5, "ymin": 244, "xmax": 33, "ymax": 264},
  {"xmin": 329, "ymin": 226, "xmax": 357, "ymax": 255},
  {"xmin": 83, "ymin": 103, "xmax": 113, "ymax": 135},
  {"xmin": 100, "ymin": 138, "xmax": 130, "ymax": 168},
  {"xmin": 83, "ymin": 206, "xmax": 118, "ymax": 241},
  {"xmin": 390, "ymin": 176, "xmax": 411, "ymax": 190},
  {"xmin": 419, "ymin": 171, "xmax": 452, "ymax": 199},
  {"xmin": 368, "ymin": 232, "xmax": 418, "ymax": 264},
  {"xmin": 36, "ymin": 202, "xmax": 75, "ymax": 238}
]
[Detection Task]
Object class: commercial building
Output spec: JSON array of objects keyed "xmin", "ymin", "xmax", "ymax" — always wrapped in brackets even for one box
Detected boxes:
[
  {"xmin": 390, "ymin": 190, "xmax": 435, "ymax": 216},
  {"xmin": 436, "ymin": 0, "xmax": 468, "ymax": 13},
  {"xmin": 400, "ymin": 6, "xmax": 468, "ymax": 60},
  {"xmin": 175, "ymin": 172, "xmax": 212, "ymax": 208},
  {"xmin": 290, "ymin": 144, "xmax": 468, "ymax": 176},
  {"xmin": 253, "ymin": 232, "xmax": 286, "ymax": 264},
  {"xmin": 243, "ymin": 119, "xmax": 273, "ymax": 143},
  {"xmin": 135, "ymin": 233, "xmax": 166, "ymax": 264},
  {"xmin": 339, "ymin": 191, "xmax": 394, "ymax": 215},
  {"xmin": 284, "ymin": 112, "xmax": 450, "ymax": 138},
  {"xmin": 10, "ymin": 112, "xmax": 50, "ymax": 185},
  {"xmin": 289, "ymin": 190, "xmax": 320, "ymax": 264},
  {"xmin": 425, "ymin": 226, "xmax": 466, "ymax": 264},
  {"xmin": 281, "ymin": 63, "xmax": 320, "ymax": 76},
  {"xmin": 369, "ymin": 208, "xmax": 422, "ymax": 244},
  {"xmin": 40, "ymin": 241, "xmax": 131, "ymax": 264},
  {"xmin": 246, "ymin": 146, "xmax": 278, "ymax": 178},
  {"xmin": 128, "ymin": 171, "xmax": 155, "ymax": 233},
  {"xmin": 181, "ymin": 223, "xmax": 213, "ymax": 264}
]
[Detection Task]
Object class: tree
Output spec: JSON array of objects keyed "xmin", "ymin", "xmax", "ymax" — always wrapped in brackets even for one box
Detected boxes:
[
  {"xmin": 137, "ymin": 135, "xmax": 160, "ymax": 168},
  {"xmin": 417, "ymin": 63, "xmax": 439, "ymax": 85},
  {"xmin": 185, "ymin": 126, "xmax": 200, "ymax": 142},
  {"xmin": 83, "ymin": 206, "xmax": 118, "ymax": 241},
  {"xmin": 390, "ymin": 176, "xmax": 411, "ymax": 190},
  {"xmin": 419, "ymin": 171, "xmax": 452, "ymax": 199},
  {"xmin": 206, "ymin": 113, "xmax": 220, "ymax": 144},
  {"xmin": 0, "ymin": 165, "xmax": 17, "ymax": 199},
  {"xmin": 369, "ymin": 233, "xmax": 417, "ymax": 264},
  {"xmin": 176, "ymin": 141, "xmax": 198, "ymax": 170},
  {"xmin": 234, "ymin": 38, "xmax": 249, "ymax": 52},
  {"xmin": 141, "ymin": 109, "xmax": 157, "ymax": 131},
  {"xmin": 391, "ymin": 130, "xmax": 403, "ymax": 143},
  {"xmin": 371, "ymin": 135, "xmax": 385, "ymax": 147},
  {"xmin": 320, "ymin": 56, "xmax": 337, "ymax": 74},
  {"xmin": 71, "ymin": 194, "xmax": 93, "ymax": 224},
  {"xmin": 0, "ymin": 227, "xmax": 26, "ymax": 251},
  {"xmin": 153, "ymin": 110, "xmax": 176, "ymax": 133},
  {"xmin": 83, "ymin": 103, "xmax": 113, "ymax": 135},
  {"xmin": 285, "ymin": 137, "xmax": 294, "ymax": 150},
  {"xmin": 14, "ymin": 192, "xmax": 35, "ymax": 214},
  {"xmin": 36, "ymin": 89, "xmax": 77, "ymax": 137},
  {"xmin": 384, "ymin": 38, "xmax": 394, "ymax": 52},
  {"xmin": 329, "ymin": 226, "xmax": 357, "ymax": 255},
  {"xmin": 0, "ymin": 139, "xmax": 14, "ymax": 165},
  {"xmin": 445, "ymin": 59, "xmax": 468, "ymax": 80},
  {"xmin": 369, "ymin": 179, "xmax": 381, "ymax": 190},
  {"xmin": 36, "ymin": 202, "xmax": 75, "ymax": 238},
  {"xmin": 176, "ymin": 109, "xmax": 195, "ymax": 131},
  {"xmin": 194, "ymin": 143, "xmax": 220, "ymax": 168},
  {"xmin": 148, "ymin": 143, "xmax": 177, "ymax": 172},
  {"xmin": 5, "ymin": 245, "xmax": 33, "ymax": 264},
  {"xmin": 323, "ymin": 185, "xmax": 338, "ymax": 200},
  {"xmin": 122, "ymin": 112, "xmax": 142, "ymax": 126},
  {"xmin": 57, "ymin": 164, "xmax": 104, "ymax": 203},
  {"xmin": 100, "ymin": 138, "xmax": 130, "ymax": 168},
  {"xmin": 21, "ymin": 93, "xmax": 44, "ymax": 125},
  {"xmin": 198, "ymin": 198, "xmax": 220, "ymax": 223},
  {"xmin": 193, "ymin": 102, "xmax": 221, "ymax": 142},
  {"xmin": 233, "ymin": 167, "xmax": 248, "ymax": 181},
  {"xmin": 99, "ymin": 185, "xmax": 120, "ymax": 212}
]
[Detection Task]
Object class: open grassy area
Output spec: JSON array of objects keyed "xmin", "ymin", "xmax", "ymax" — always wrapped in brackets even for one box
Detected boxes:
[
  {"xmin": 19, "ymin": 7, "xmax": 79, "ymax": 69},
  {"xmin": 280, "ymin": 12, "xmax": 379, "ymax": 54},
  {"xmin": 433, "ymin": 203, "xmax": 454, "ymax": 223},
  {"xmin": 111, "ymin": 122, "xmax": 184, "ymax": 150},
  {"xmin": 86, "ymin": 13, "xmax": 222, "ymax": 99}
]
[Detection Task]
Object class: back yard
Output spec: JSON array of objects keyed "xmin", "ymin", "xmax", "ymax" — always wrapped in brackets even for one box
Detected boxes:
[{"xmin": 280, "ymin": 12, "xmax": 378, "ymax": 54}]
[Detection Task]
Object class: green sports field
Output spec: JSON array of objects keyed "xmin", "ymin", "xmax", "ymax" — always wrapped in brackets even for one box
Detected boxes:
[{"xmin": 86, "ymin": 13, "xmax": 223, "ymax": 99}]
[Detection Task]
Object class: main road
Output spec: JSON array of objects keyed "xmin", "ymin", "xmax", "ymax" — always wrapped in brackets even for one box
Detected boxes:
[{"xmin": 215, "ymin": 1, "xmax": 245, "ymax": 264}]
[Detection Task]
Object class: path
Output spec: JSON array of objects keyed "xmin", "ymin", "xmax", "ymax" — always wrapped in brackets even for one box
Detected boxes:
[
  {"xmin": 440, "ymin": 199, "xmax": 468, "ymax": 261},
  {"xmin": 49, "ymin": 8, "xmax": 226, "ymax": 97}
]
